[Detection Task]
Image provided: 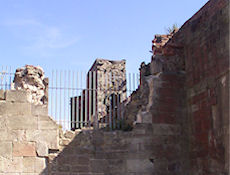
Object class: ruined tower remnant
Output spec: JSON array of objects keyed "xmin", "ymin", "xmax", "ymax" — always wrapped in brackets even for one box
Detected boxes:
[
  {"xmin": 12, "ymin": 65, "xmax": 48, "ymax": 105},
  {"xmin": 70, "ymin": 58, "xmax": 126, "ymax": 130}
]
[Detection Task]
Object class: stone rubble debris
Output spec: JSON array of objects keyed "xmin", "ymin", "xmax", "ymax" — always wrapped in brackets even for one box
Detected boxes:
[{"xmin": 12, "ymin": 65, "xmax": 48, "ymax": 105}]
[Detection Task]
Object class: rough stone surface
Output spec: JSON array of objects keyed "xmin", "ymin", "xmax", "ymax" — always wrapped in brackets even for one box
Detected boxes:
[
  {"xmin": 0, "ymin": 0, "xmax": 229, "ymax": 175},
  {"xmin": 71, "ymin": 59, "xmax": 127, "ymax": 130},
  {"xmin": 0, "ymin": 90, "xmax": 59, "ymax": 174},
  {"xmin": 12, "ymin": 65, "xmax": 48, "ymax": 105},
  {"xmin": 13, "ymin": 142, "xmax": 36, "ymax": 157}
]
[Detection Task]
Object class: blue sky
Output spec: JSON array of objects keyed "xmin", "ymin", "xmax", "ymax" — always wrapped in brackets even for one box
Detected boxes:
[{"xmin": 0, "ymin": 0, "xmax": 209, "ymax": 75}]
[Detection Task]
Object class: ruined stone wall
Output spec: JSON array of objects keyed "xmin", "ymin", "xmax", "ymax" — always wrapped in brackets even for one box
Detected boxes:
[
  {"xmin": 149, "ymin": 0, "xmax": 229, "ymax": 173},
  {"xmin": 123, "ymin": 0, "xmax": 229, "ymax": 174},
  {"xmin": 88, "ymin": 58, "xmax": 126, "ymax": 122},
  {"xmin": 174, "ymin": 0, "xmax": 229, "ymax": 173},
  {"xmin": 0, "ymin": 90, "xmax": 59, "ymax": 174},
  {"xmin": 0, "ymin": 0, "xmax": 228, "ymax": 174},
  {"xmin": 12, "ymin": 65, "xmax": 49, "ymax": 105},
  {"xmin": 41, "ymin": 123, "xmax": 155, "ymax": 175}
]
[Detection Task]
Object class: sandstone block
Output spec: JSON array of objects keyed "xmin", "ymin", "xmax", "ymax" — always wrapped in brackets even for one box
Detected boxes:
[
  {"xmin": 23, "ymin": 157, "xmax": 46, "ymax": 173},
  {"xmin": 26, "ymin": 129, "xmax": 59, "ymax": 149},
  {"xmin": 23, "ymin": 158, "xmax": 34, "ymax": 173},
  {"xmin": 36, "ymin": 141, "xmax": 48, "ymax": 157},
  {"xmin": 0, "ymin": 141, "xmax": 12, "ymax": 159},
  {"xmin": 3, "ymin": 102, "xmax": 31, "ymax": 115},
  {"xmin": 5, "ymin": 90, "xmax": 30, "ymax": 103},
  {"xmin": 7, "ymin": 129, "xmax": 26, "ymax": 142},
  {"xmin": 31, "ymin": 104, "xmax": 48, "ymax": 116},
  {"xmin": 13, "ymin": 141, "xmax": 36, "ymax": 157},
  {"xmin": 0, "ymin": 90, "xmax": 5, "ymax": 100},
  {"xmin": 3, "ymin": 157, "xmax": 23, "ymax": 173},
  {"xmin": 38, "ymin": 115, "xmax": 58, "ymax": 130},
  {"xmin": 7, "ymin": 115, "xmax": 37, "ymax": 130}
]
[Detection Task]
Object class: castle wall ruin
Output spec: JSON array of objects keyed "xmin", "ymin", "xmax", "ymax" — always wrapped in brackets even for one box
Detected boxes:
[{"xmin": 0, "ymin": 0, "xmax": 229, "ymax": 174}]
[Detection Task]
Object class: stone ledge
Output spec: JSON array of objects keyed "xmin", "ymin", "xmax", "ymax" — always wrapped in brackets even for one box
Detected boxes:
[
  {"xmin": 5, "ymin": 90, "xmax": 30, "ymax": 103},
  {"xmin": 31, "ymin": 105, "xmax": 48, "ymax": 116}
]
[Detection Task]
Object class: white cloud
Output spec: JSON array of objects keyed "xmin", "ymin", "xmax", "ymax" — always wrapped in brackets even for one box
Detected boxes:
[{"xmin": 2, "ymin": 18, "xmax": 79, "ymax": 57}]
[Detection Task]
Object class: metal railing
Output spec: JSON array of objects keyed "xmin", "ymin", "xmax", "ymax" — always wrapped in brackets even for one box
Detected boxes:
[{"xmin": 0, "ymin": 66, "xmax": 140, "ymax": 131}]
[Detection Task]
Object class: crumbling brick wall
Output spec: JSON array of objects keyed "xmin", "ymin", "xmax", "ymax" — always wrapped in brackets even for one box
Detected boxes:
[
  {"xmin": 0, "ymin": 0, "xmax": 228, "ymax": 174},
  {"xmin": 123, "ymin": 0, "xmax": 229, "ymax": 174},
  {"xmin": 179, "ymin": 0, "xmax": 229, "ymax": 173}
]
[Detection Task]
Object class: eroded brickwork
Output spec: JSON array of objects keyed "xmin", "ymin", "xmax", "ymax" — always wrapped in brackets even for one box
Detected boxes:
[{"xmin": 0, "ymin": 0, "xmax": 228, "ymax": 174}]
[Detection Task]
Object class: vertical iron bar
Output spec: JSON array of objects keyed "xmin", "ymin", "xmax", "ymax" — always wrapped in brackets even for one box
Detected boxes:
[
  {"xmin": 129, "ymin": 73, "xmax": 131, "ymax": 95},
  {"xmin": 85, "ymin": 71, "xmax": 88, "ymax": 127},
  {"xmin": 55, "ymin": 70, "xmax": 58, "ymax": 123},
  {"xmin": 68, "ymin": 70, "xmax": 71, "ymax": 130},
  {"xmin": 64, "ymin": 70, "xmax": 67, "ymax": 130},
  {"xmin": 5, "ymin": 66, "xmax": 7, "ymax": 90},
  {"xmin": 59, "ymin": 70, "xmax": 62, "ymax": 128},
  {"xmin": 9, "ymin": 66, "xmax": 12, "ymax": 89},
  {"xmin": 76, "ymin": 71, "xmax": 79, "ymax": 129},
  {"xmin": 51, "ymin": 70, "xmax": 54, "ymax": 118},
  {"xmin": 1, "ymin": 66, "xmax": 3, "ymax": 89},
  {"xmin": 96, "ymin": 71, "xmax": 99, "ymax": 129},
  {"xmin": 89, "ymin": 71, "xmax": 92, "ymax": 127},
  {"xmin": 133, "ymin": 73, "xmax": 135, "ymax": 90},
  {"xmin": 93, "ymin": 71, "xmax": 96, "ymax": 129},
  {"xmin": 113, "ymin": 86, "xmax": 116, "ymax": 129},
  {"xmin": 80, "ymin": 91, "xmax": 83, "ymax": 128},
  {"xmin": 80, "ymin": 71, "xmax": 83, "ymax": 128},
  {"xmin": 109, "ymin": 72, "xmax": 112, "ymax": 130},
  {"xmin": 104, "ymin": 72, "xmax": 108, "ymax": 127},
  {"xmin": 71, "ymin": 71, "xmax": 75, "ymax": 130}
]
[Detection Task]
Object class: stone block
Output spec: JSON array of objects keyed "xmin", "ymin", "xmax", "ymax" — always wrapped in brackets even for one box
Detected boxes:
[
  {"xmin": 36, "ymin": 141, "xmax": 48, "ymax": 157},
  {"xmin": 26, "ymin": 129, "xmax": 59, "ymax": 149},
  {"xmin": 3, "ymin": 157, "xmax": 23, "ymax": 173},
  {"xmin": 0, "ymin": 90, "xmax": 5, "ymax": 100},
  {"xmin": 31, "ymin": 104, "xmax": 48, "ymax": 116},
  {"xmin": 7, "ymin": 115, "xmax": 37, "ymax": 130},
  {"xmin": 108, "ymin": 159, "xmax": 126, "ymax": 173},
  {"xmin": 38, "ymin": 115, "xmax": 58, "ymax": 130},
  {"xmin": 2, "ymin": 102, "xmax": 31, "ymax": 115},
  {"xmin": 23, "ymin": 157, "xmax": 46, "ymax": 173},
  {"xmin": 7, "ymin": 129, "xmax": 27, "ymax": 142},
  {"xmin": 5, "ymin": 90, "xmax": 30, "ymax": 103},
  {"xmin": 13, "ymin": 141, "xmax": 36, "ymax": 157},
  {"xmin": 23, "ymin": 157, "xmax": 35, "ymax": 173},
  {"xmin": 127, "ymin": 159, "xmax": 153, "ymax": 173},
  {"xmin": 90, "ymin": 159, "xmax": 109, "ymax": 173},
  {"xmin": 0, "ymin": 141, "xmax": 12, "ymax": 159}
]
